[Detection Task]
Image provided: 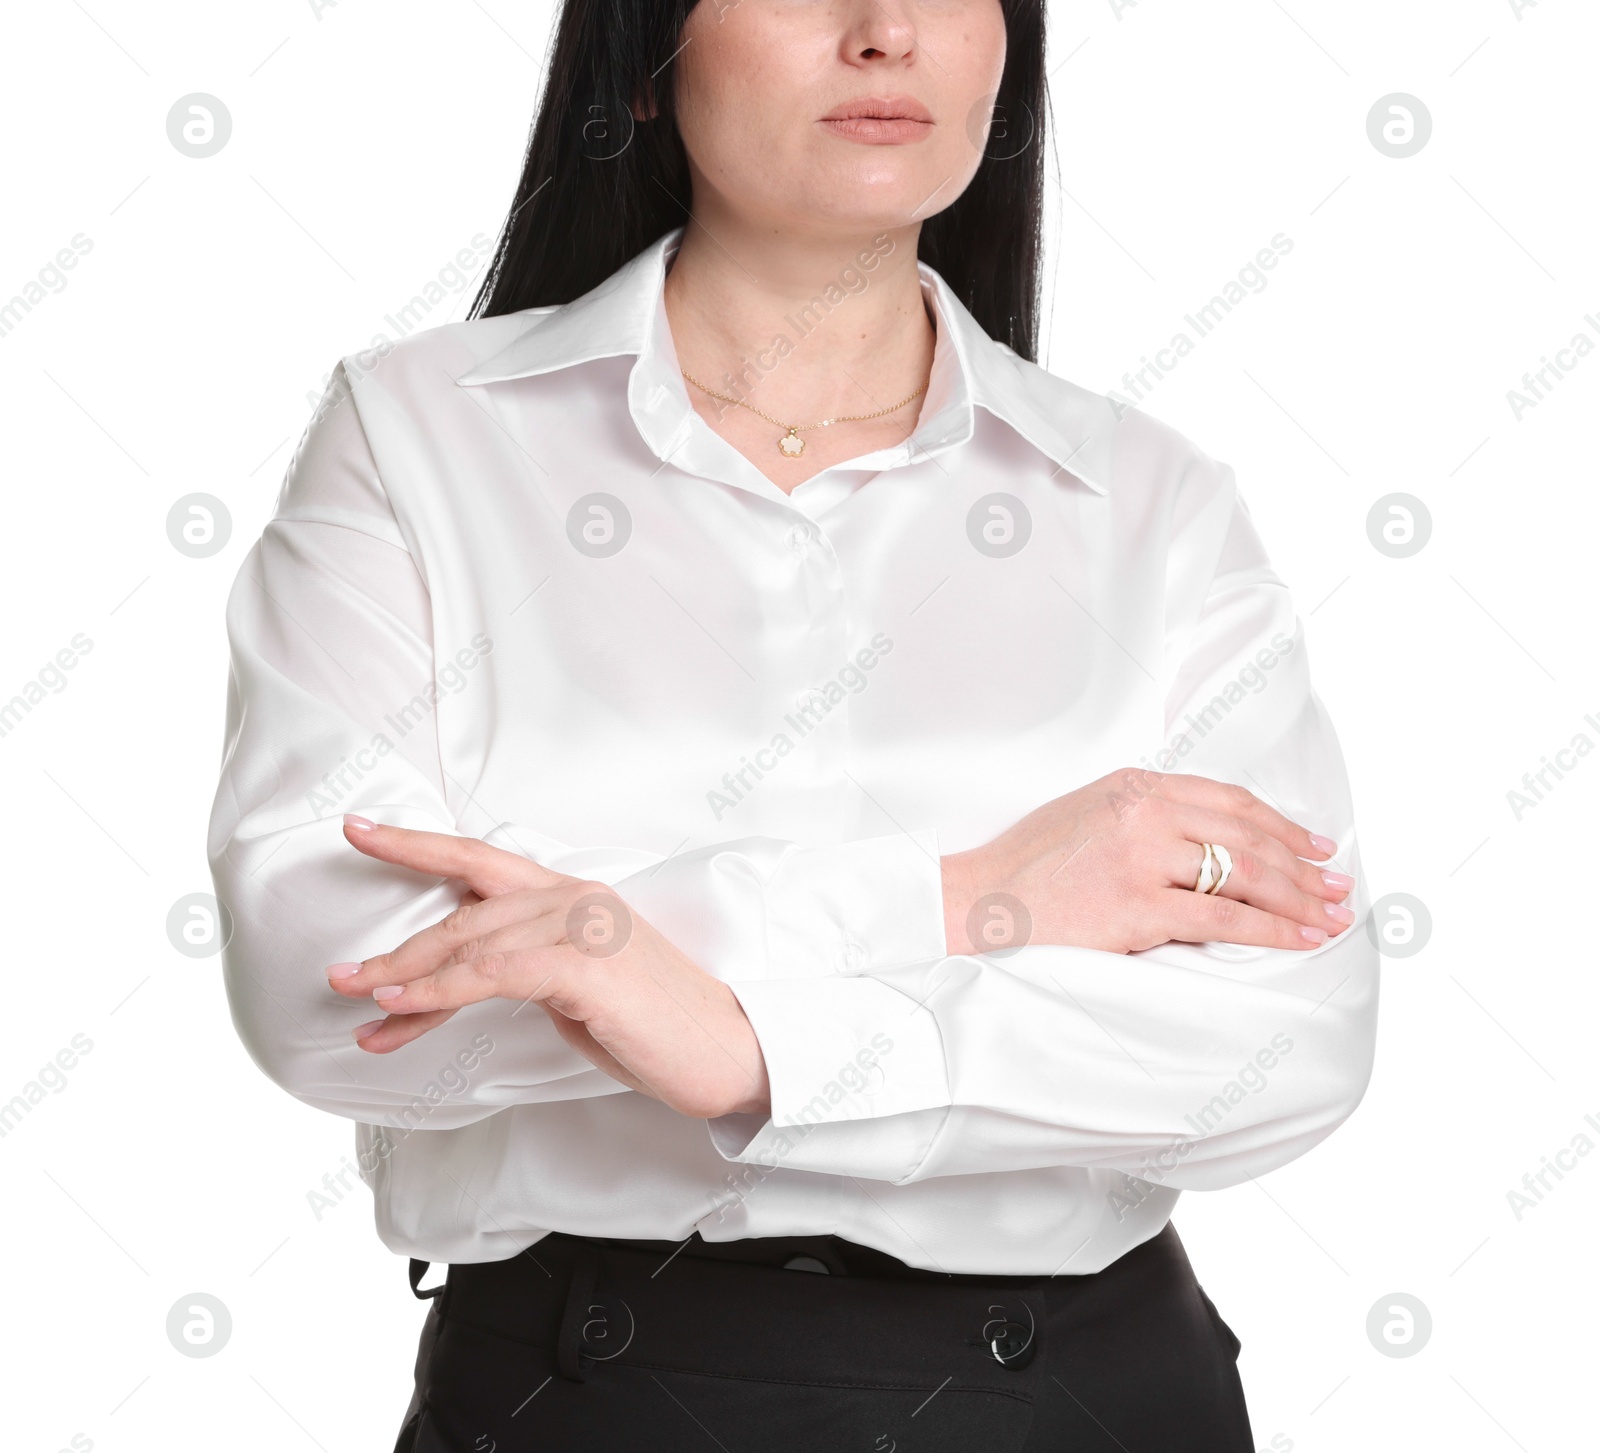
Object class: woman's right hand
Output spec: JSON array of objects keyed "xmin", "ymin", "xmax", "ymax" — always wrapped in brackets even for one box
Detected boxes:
[{"xmin": 940, "ymin": 768, "xmax": 1356, "ymax": 956}]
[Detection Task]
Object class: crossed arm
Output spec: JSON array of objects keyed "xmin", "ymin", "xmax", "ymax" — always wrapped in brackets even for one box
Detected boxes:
[
  {"xmin": 208, "ymin": 365, "xmax": 1377, "ymax": 1187},
  {"xmin": 325, "ymin": 760, "xmax": 1359, "ymax": 1124}
]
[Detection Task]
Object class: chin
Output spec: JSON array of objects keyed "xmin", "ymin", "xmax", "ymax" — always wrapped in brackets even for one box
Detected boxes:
[{"xmin": 787, "ymin": 164, "xmax": 941, "ymax": 217}]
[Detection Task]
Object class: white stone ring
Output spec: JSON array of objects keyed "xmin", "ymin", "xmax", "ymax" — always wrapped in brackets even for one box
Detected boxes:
[{"xmin": 1193, "ymin": 842, "xmax": 1234, "ymax": 895}]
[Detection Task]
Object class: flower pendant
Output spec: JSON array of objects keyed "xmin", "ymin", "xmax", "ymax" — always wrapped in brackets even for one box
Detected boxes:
[{"xmin": 778, "ymin": 430, "xmax": 805, "ymax": 457}]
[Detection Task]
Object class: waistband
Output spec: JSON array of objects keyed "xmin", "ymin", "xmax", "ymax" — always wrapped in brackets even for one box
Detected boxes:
[
  {"xmin": 421, "ymin": 1221, "xmax": 1191, "ymax": 1396},
  {"xmin": 563, "ymin": 1229, "xmax": 1055, "ymax": 1283}
]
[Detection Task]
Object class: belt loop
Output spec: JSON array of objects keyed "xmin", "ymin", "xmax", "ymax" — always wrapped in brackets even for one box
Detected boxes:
[
  {"xmin": 408, "ymin": 1258, "xmax": 446, "ymax": 1300},
  {"xmin": 556, "ymin": 1242, "xmax": 600, "ymax": 1382}
]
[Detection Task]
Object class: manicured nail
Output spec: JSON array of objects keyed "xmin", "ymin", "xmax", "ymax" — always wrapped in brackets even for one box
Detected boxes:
[
  {"xmin": 1324, "ymin": 902, "xmax": 1355, "ymax": 926},
  {"xmin": 372, "ymin": 985, "xmax": 404, "ymax": 1002},
  {"xmin": 1321, "ymin": 871, "xmax": 1355, "ymax": 894},
  {"xmin": 1299, "ymin": 926, "xmax": 1328, "ymax": 945},
  {"xmin": 351, "ymin": 1019, "xmax": 386, "ymax": 1041},
  {"xmin": 1307, "ymin": 833, "xmax": 1337, "ymax": 855},
  {"xmin": 344, "ymin": 813, "xmax": 375, "ymax": 831},
  {"xmin": 326, "ymin": 962, "xmax": 362, "ymax": 980}
]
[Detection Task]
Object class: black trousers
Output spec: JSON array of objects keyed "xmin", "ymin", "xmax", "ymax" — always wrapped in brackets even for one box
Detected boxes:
[{"xmin": 393, "ymin": 1220, "xmax": 1253, "ymax": 1452}]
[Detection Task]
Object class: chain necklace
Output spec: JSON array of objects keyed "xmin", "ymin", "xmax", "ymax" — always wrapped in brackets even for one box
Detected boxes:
[{"xmin": 680, "ymin": 369, "xmax": 927, "ymax": 457}]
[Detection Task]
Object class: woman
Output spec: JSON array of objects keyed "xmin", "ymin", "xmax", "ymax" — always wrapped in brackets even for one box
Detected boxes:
[{"xmin": 208, "ymin": 1, "xmax": 1378, "ymax": 1448}]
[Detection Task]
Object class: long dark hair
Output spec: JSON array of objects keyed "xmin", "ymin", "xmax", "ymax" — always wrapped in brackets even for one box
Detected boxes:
[{"xmin": 466, "ymin": 0, "xmax": 1050, "ymax": 361}]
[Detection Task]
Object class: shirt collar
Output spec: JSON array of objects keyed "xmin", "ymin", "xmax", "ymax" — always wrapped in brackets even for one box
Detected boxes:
[{"xmin": 455, "ymin": 225, "xmax": 1111, "ymax": 495}]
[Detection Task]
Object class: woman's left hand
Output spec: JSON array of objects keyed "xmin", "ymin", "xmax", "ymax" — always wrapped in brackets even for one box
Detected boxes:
[{"xmin": 326, "ymin": 817, "xmax": 772, "ymax": 1121}]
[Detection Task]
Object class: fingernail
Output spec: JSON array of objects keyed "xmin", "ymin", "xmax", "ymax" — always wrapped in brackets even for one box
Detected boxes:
[
  {"xmin": 1299, "ymin": 926, "xmax": 1327, "ymax": 945},
  {"xmin": 1324, "ymin": 902, "xmax": 1355, "ymax": 926},
  {"xmin": 344, "ymin": 814, "xmax": 376, "ymax": 831},
  {"xmin": 326, "ymin": 962, "xmax": 362, "ymax": 980},
  {"xmin": 1321, "ymin": 871, "xmax": 1355, "ymax": 893},
  {"xmin": 1308, "ymin": 833, "xmax": 1337, "ymax": 855},
  {"xmin": 351, "ymin": 1019, "xmax": 385, "ymax": 1041},
  {"xmin": 372, "ymin": 985, "xmax": 404, "ymax": 1002}
]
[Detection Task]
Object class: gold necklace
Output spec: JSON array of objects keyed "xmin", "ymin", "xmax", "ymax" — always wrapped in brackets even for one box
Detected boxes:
[{"xmin": 680, "ymin": 369, "xmax": 928, "ymax": 457}]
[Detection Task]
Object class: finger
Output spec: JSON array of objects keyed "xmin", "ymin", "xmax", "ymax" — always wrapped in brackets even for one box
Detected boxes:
[
  {"xmin": 1165, "ymin": 839, "xmax": 1355, "ymax": 937},
  {"xmin": 328, "ymin": 888, "xmax": 567, "ymax": 999},
  {"xmin": 1166, "ymin": 803, "xmax": 1348, "ymax": 905},
  {"xmin": 1152, "ymin": 773, "xmax": 1340, "ymax": 864},
  {"xmin": 1157, "ymin": 887, "xmax": 1332, "ymax": 951},
  {"xmin": 350, "ymin": 1006, "xmax": 460, "ymax": 1053},
  {"xmin": 341, "ymin": 817, "xmax": 562, "ymax": 897},
  {"xmin": 367, "ymin": 941, "xmax": 580, "ymax": 1017}
]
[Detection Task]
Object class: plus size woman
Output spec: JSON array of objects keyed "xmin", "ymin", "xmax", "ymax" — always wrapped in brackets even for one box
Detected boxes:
[{"xmin": 208, "ymin": 1, "xmax": 1379, "ymax": 1448}]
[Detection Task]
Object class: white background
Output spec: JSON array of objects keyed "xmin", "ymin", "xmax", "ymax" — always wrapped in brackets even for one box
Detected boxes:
[{"xmin": 2, "ymin": 1, "xmax": 1594, "ymax": 1450}]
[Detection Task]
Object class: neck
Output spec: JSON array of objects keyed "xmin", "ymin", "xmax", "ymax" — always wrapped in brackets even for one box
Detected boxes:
[{"xmin": 662, "ymin": 214, "xmax": 935, "ymax": 424}]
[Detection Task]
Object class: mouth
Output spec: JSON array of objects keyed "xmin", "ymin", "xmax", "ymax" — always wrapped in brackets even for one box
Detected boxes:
[{"xmin": 818, "ymin": 95, "xmax": 934, "ymax": 144}]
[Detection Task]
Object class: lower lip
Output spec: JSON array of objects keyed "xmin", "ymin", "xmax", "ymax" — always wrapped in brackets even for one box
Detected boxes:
[{"xmin": 818, "ymin": 116, "xmax": 932, "ymax": 144}]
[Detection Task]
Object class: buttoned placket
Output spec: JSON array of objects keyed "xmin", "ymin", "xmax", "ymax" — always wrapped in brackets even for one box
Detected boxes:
[{"xmin": 622, "ymin": 263, "xmax": 982, "ymax": 911}]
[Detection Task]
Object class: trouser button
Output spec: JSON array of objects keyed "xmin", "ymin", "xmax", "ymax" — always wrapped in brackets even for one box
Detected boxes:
[
  {"xmin": 984, "ymin": 1316, "xmax": 1037, "ymax": 1369},
  {"xmin": 782, "ymin": 1254, "xmax": 831, "ymax": 1274}
]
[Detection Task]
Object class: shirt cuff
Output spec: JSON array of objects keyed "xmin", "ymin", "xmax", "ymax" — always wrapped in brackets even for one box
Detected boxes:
[
  {"xmin": 610, "ymin": 828, "xmax": 948, "ymax": 984},
  {"xmin": 705, "ymin": 973, "xmax": 952, "ymax": 1182},
  {"xmin": 762, "ymin": 829, "xmax": 947, "ymax": 976}
]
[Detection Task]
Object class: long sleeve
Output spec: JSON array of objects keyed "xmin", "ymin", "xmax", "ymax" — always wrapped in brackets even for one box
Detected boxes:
[
  {"xmin": 207, "ymin": 363, "xmax": 947, "ymax": 1131},
  {"xmin": 704, "ymin": 453, "xmax": 1380, "ymax": 1190}
]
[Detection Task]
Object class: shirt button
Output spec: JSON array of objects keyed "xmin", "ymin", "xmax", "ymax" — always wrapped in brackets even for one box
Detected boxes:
[{"xmin": 784, "ymin": 522, "xmax": 812, "ymax": 555}]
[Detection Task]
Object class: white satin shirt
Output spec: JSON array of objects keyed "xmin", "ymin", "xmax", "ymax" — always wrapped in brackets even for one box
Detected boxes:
[{"xmin": 207, "ymin": 224, "xmax": 1379, "ymax": 1275}]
